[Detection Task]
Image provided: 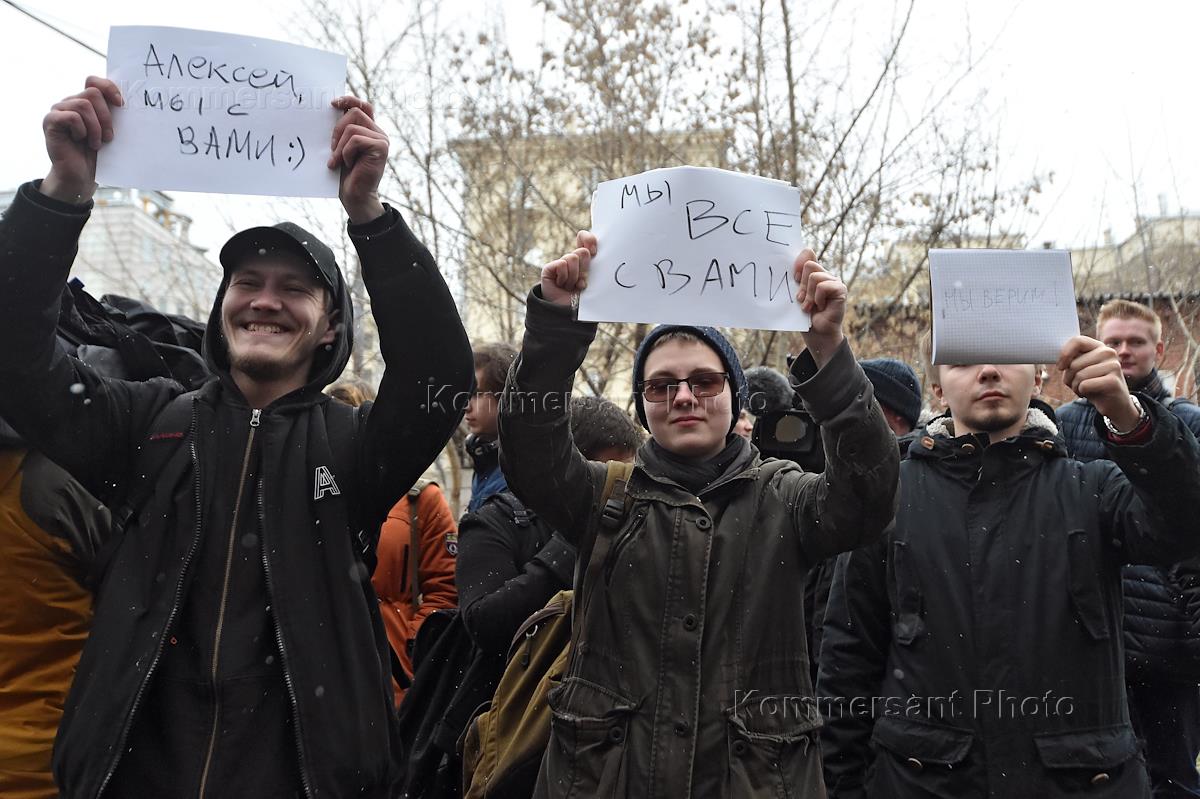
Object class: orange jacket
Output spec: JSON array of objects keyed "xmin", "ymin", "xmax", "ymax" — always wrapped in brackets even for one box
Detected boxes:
[
  {"xmin": 0, "ymin": 449, "xmax": 106, "ymax": 799},
  {"xmin": 373, "ymin": 481, "xmax": 458, "ymax": 705}
]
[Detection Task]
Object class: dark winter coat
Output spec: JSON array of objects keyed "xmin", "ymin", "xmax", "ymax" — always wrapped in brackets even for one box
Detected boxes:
[
  {"xmin": 818, "ymin": 403, "xmax": 1200, "ymax": 799},
  {"xmin": 456, "ymin": 491, "xmax": 575, "ymax": 657},
  {"xmin": 1057, "ymin": 371, "xmax": 1200, "ymax": 677},
  {"xmin": 0, "ymin": 182, "xmax": 472, "ymax": 799},
  {"xmin": 498, "ymin": 288, "xmax": 899, "ymax": 798},
  {"xmin": 1057, "ymin": 371, "xmax": 1200, "ymax": 798}
]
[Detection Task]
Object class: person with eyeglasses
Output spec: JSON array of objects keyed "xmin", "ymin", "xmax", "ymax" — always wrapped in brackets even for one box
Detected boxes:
[{"xmin": 496, "ymin": 229, "xmax": 899, "ymax": 797}]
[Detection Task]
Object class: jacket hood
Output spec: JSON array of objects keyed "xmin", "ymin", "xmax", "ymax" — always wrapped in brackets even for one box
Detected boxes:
[
  {"xmin": 910, "ymin": 406, "xmax": 1068, "ymax": 463},
  {"xmin": 203, "ymin": 222, "xmax": 353, "ymax": 397}
]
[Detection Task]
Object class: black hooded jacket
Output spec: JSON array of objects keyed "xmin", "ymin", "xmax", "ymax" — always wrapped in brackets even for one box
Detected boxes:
[
  {"xmin": 0, "ymin": 182, "xmax": 473, "ymax": 798},
  {"xmin": 817, "ymin": 402, "xmax": 1200, "ymax": 798}
]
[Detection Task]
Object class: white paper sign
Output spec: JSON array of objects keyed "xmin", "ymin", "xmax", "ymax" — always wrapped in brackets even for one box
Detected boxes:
[
  {"xmin": 579, "ymin": 167, "xmax": 808, "ymax": 331},
  {"xmin": 930, "ymin": 249, "xmax": 1079, "ymax": 364},
  {"xmin": 97, "ymin": 26, "xmax": 346, "ymax": 197}
]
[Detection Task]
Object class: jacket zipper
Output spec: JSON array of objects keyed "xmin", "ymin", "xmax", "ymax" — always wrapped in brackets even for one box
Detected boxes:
[
  {"xmin": 96, "ymin": 400, "xmax": 201, "ymax": 798},
  {"xmin": 197, "ymin": 408, "xmax": 261, "ymax": 799},
  {"xmin": 260, "ymin": 472, "xmax": 316, "ymax": 798}
]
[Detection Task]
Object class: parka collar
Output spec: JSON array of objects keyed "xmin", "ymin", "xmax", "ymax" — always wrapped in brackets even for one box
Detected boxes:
[{"xmin": 910, "ymin": 407, "xmax": 1067, "ymax": 462}]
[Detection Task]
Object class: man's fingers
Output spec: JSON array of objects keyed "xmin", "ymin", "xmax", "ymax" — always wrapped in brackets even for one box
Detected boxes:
[
  {"xmin": 577, "ymin": 229, "xmax": 598, "ymax": 255},
  {"xmin": 543, "ymin": 259, "xmax": 566, "ymax": 285},
  {"xmin": 84, "ymin": 76, "xmax": 124, "ymax": 107},
  {"xmin": 53, "ymin": 98, "xmax": 103, "ymax": 150},
  {"xmin": 801, "ymin": 266, "xmax": 834, "ymax": 310},
  {"xmin": 331, "ymin": 96, "xmax": 375, "ymax": 119},
  {"xmin": 1056, "ymin": 335, "xmax": 1103, "ymax": 371},
  {"xmin": 329, "ymin": 125, "xmax": 387, "ymax": 168},
  {"xmin": 81, "ymin": 86, "xmax": 115, "ymax": 143},
  {"xmin": 810, "ymin": 276, "xmax": 846, "ymax": 312},
  {"xmin": 44, "ymin": 109, "xmax": 89, "ymax": 145},
  {"xmin": 338, "ymin": 135, "xmax": 386, "ymax": 172},
  {"xmin": 330, "ymin": 108, "xmax": 380, "ymax": 149},
  {"xmin": 796, "ymin": 260, "xmax": 818, "ymax": 304},
  {"xmin": 1070, "ymin": 362, "xmax": 1115, "ymax": 390},
  {"xmin": 560, "ymin": 252, "xmax": 580, "ymax": 288}
]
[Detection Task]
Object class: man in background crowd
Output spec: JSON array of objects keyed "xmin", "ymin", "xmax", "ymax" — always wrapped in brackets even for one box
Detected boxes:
[{"xmin": 1057, "ymin": 299, "xmax": 1200, "ymax": 799}]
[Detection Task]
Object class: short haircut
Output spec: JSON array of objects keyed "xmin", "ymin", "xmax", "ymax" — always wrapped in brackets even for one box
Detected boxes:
[
  {"xmin": 473, "ymin": 343, "xmax": 518, "ymax": 394},
  {"xmin": 570, "ymin": 395, "xmax": 646, "ymax": 460},
  {"xmin": 328, "ymin": 378, "xmax": 376, "ymax": 407},
  {"xmin": 649, "ymin": 330, "xmax": 704, "ymax": 352},
  {"xmin": 1097, "ymin": 299, "xmax": 1162, "ymax": 342},
  {"xmin": 643, "ymin": 330, "xmax": 713, "ymax": 380}
]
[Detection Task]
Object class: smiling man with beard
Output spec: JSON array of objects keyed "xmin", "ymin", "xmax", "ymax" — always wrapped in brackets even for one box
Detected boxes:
[{"xmin": 0, "ymin": 76, "xmax": 473, "ymax": 798}]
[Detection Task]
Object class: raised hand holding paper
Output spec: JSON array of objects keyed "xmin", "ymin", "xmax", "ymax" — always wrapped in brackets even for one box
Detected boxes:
[
  {"xmin": 97, "ymin": 26, "xmax": 346, "ymax": 197},
  {"xmin": 930, "ymin": 248, "xmax": 1079, "ymax": 364},
  {"xmin": 580, "ymin": 166, "xmax": 809, "ymax": 331}
]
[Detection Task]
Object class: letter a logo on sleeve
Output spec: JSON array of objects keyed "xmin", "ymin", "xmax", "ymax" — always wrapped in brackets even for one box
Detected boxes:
[{"xmin": 313, "ymin": 465, "xmax": 341, "ymax": 500}]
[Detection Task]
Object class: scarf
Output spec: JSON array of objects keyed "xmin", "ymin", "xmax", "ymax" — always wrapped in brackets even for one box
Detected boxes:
[{"xmin": 640, "ymin": 433, "xmax": 755, "ymax": 496}]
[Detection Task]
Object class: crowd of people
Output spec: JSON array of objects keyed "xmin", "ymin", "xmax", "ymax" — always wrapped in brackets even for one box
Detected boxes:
[{"xmin": 1, "ymin": 75, "xmax": 1199, "ymax": 799}]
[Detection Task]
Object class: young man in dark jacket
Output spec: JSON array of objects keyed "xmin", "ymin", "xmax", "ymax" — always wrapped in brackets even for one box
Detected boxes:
[
  {"xmin": 1056, "ymin": 299, "xmax": 1200, "ymax": 799},
  {"xmin": 499, "ymin": 230, "xmax": 899, "ymax": 797},
  {"xmin": 0, "ymin": 76, "xmax": 473, "ymax": 798},
  {"xmin": 818, "ymin": 330, "xmax": 1200, "ymax": 798}
]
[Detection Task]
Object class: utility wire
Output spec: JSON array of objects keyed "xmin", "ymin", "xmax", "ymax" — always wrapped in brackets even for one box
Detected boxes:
[{"xmin": 1, "ymin": 0, "xmax": 105, "ymax": 57}]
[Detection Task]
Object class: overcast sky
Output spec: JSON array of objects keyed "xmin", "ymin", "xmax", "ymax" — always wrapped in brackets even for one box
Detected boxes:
[{"xmin": 2, "ymin": 0, "xmax": 1196, "ymax": 264}]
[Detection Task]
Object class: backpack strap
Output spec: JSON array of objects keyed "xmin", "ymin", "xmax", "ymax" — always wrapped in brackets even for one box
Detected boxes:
[
  {"xmin": 322, "ymin": 399, "xmax": 375, "ymax": 569},
  {"xmin": 479, "ymin": 491, "xmax": 536, "ymax": 529},
  {"xmin": 571, "ymin": 461, "xmax": 635, "ymax": 631},
  {"xmin": 407, "ymin": 479, "xmax": 432, "ymax": 615},
  {"xmin": 599, "ymin": 460, "xmax": 635, "ymax": 532},
  {"xmin": 89, "ymin": 393, "xmax": 195, "ymax": 587}
]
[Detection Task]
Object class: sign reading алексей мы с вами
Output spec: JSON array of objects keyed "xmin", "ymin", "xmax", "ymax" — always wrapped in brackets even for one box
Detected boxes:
[
  {"xmin": 579, "ymin": 166, "xmax": 810, "ymax": 332},
  {"xmin": 97, "ymin": 25, "xmax": 346, "ymax": 197}
]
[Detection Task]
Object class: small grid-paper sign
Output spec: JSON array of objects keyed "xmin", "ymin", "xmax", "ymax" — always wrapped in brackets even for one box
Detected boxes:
[{"xmin": 929, "ymin": 249, "xmax": 1079, "ymax": 365}]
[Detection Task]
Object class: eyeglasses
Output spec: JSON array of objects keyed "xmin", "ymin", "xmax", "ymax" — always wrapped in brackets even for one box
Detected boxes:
[{"xmin": 640, "ymin": 372, "xmax": 729, "ymax": 403}]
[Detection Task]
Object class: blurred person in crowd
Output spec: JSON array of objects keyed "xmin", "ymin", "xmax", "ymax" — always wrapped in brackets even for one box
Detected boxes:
[{"xmin": 465, "ymin": 343, "xmax": 518, "ymax": 513}]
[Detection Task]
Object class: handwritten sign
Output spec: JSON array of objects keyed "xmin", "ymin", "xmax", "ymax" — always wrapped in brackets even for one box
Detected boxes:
[
  {"xmin": 579, "ymin": 167, "xmax": 808, "ymax": 331},
  {"xmin": 930, "ymin": 249, "xmax": 1079, "ymax": 364},
  {"xmin": 97, "ymin": 26, "xmax": 346, "ymax": 197}
]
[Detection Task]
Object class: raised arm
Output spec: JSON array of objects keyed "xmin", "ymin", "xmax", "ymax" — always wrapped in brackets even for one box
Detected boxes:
[
  {"xmin": 0, "ymin": 77, "xmax": 176, "ymax": 502},
  {"xmin": 784, "ymin": 253, "xmax": 900, "ymax": 560},
  {"xmin": 1057, "ymin": 336, "xmax": 1200, "ymax": 565},
  {"xmin": 498, "ymin": 232, "xmax": 608, "ymax": 552},
  {"xmin": 332, "ymin": 97, "xmax": 474, "ymax": 537}
]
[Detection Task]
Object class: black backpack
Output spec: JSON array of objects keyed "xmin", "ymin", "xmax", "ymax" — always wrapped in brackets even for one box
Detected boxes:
[
  {"xmin": 394, "ymin": 492, "xmax": 555, "ymax": 799},
  {"xmin": 0, "ymin": 279, "xmax": 211, "ymax": 448}
]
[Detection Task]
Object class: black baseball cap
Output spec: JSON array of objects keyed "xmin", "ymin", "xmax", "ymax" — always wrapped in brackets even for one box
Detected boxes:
[{"xmin": 218, "ymin": 222, "xmax": 339, "ymax": 296}]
